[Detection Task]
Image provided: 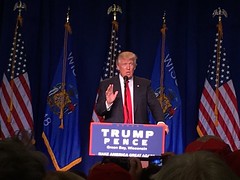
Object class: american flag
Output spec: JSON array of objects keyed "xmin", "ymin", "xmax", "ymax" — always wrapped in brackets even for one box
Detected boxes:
[
  {"xmin": 0, "ymin": 16, "xmax": 34, "ymax": 139},
  {"xmin": 91, "ymin": 20, "xmax": 121, "ymax": 122},
  {"xmin": 197, "ymin": 20, "xmax": 240, "ymax": 151}
]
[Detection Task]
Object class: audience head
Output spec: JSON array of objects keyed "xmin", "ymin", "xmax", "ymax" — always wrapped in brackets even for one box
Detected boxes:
[
  {"xmin": 225, "ymin": 150, "xmax": 240, "ymax": 177},
  {"xmin": 185, "ymin": 135, "xmax": 232, "ymax": 160},
  {"xmin": 151, "ymin": 150, "xmax": 239, "ymax": 180},
  {"xmin": 101, "ymin": 156, "xmax": 130, "ymax": 171},
  {"xmin": 140, "ymin": 165, "xmax": 161, "ymax": 180},
  {"xmin": 0, "ymin": 138, "xmax": 48, "ymax": 180},
  {"xmin": 87, "ymin": 162, "xmax": 132, "ymax": 180},
  {"xmin": 68, "ymin": 169, "xmax": 87, "ymax": 179},
  {"xmin": 44, "ymin": 170, "xmax": 86, "ymax": 180}
]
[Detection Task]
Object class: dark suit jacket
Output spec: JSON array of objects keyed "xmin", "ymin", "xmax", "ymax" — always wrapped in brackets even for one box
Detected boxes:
[{"xmin": 95, "ymin": 76, "xmax": 164, "ymax": 124}]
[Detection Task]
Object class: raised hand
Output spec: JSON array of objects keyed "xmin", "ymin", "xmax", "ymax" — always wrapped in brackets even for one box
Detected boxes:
[{"xmin": 105, "ymin": 84, "xmax": 118, "ymax": 105}]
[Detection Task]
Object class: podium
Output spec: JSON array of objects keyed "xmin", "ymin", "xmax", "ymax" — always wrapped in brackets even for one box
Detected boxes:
[{"xmin": 89, "ymin": 122, "xmax": 167, "ymax": 158}]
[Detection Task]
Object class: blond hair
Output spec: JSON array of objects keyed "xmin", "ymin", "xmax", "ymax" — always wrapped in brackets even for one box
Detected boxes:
[{"xmin": 117, "ymin": 51, "xmax": 137, "ymax": 65}]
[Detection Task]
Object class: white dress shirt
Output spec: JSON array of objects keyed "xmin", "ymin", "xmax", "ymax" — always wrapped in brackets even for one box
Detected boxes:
[{"xmin": 119, "ymin": 75, "xmax": 134, "ymax": 123}]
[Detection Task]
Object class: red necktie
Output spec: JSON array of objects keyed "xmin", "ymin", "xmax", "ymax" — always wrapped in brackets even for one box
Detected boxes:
[{"xmin": 123, "ymin": 81, "xmax": 133, "ymax": 123}]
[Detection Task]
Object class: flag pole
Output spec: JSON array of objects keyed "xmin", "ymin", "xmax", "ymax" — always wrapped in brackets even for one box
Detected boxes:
[
  {"xmin": 212, "ymin": 7, "xmax": 228, "ymax": 125},
  {"xmin": 91, "ymin": 4, "xmax": 122, "ymax": 123},
  {"xmin": 107, "ymin": 4, "xmax": 122, "ymax": 78},
  {"xmin": 8, "ymin": 1, "xmax": 27, "ymax": 122},
  {"xmin": 59, "ymin": 7, "xmax": 72, "ymax": 128},
  {"xmin": 159, "ymin": 12, "xmax": 168, "ymax": 112}
]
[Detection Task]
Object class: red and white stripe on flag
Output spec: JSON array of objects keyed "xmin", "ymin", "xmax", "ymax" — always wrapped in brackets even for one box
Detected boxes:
[
  {"xmin": 197, "ymin": 79, "xmax": 240, "ymax": 151},
  {"xmin": 0, "ymin": 73, "xmax": 33, "ymax": 138}
]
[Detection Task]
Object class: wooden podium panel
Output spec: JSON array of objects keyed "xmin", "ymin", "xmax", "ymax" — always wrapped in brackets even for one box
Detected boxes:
[{"xmin": 89, "ymin": 122, "xmax": 167, "ymax": 158}]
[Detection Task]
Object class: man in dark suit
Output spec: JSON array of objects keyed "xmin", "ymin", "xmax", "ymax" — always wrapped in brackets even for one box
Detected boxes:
[{"xmin": 95, "ymin": 51, "xmax": 164, "ymax": 124}]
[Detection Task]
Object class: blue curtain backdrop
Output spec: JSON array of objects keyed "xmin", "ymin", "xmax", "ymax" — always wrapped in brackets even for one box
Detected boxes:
[{"xmin": 1, "ymin": 0, "xmax": 240, "ymax": 174}]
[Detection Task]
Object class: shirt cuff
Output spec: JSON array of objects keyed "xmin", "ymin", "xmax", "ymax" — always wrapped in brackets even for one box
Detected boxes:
[{"xmin": 105, "ymin": 101, "xmax": 113, "ymax": 111}]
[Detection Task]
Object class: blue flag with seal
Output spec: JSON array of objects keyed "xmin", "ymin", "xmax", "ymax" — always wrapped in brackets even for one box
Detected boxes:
[
  {"xmin": 42, "ymin": 18, "xmax": 81, "ymax": 171},
  {"xmin": 149, "ymin": 19, "xmax": 183, "ymax": 154}
]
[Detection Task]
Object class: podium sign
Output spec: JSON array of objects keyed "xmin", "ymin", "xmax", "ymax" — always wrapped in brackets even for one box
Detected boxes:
[{"xmin": 89, "ymin": 122, "xmax": 166, "ymax": 158}]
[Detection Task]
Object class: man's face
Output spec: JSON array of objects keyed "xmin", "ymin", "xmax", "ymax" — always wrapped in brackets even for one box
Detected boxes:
[{"xmin": 117, "ymin": 58, "xmax": 136, "ymax": 79}]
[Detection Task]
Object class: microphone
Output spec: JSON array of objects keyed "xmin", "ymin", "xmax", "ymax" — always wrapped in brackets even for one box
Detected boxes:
[
  {"xmin": 123, "ymin": 76, "xmax": 128, "ymax": 83},
  {"xmin": 123, "ymin": 76, "xmax": 128, "ymax": 89}
]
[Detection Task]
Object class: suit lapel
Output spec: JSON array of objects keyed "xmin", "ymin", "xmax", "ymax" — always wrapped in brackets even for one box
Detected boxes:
[{"xmin": 112, "ymin": 76, "xmax": 124, "ymax": 114}]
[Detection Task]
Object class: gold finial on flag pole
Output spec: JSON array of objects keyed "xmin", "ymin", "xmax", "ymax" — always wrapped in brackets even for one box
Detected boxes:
[
  {"xmin": 212, "ymin": 7, "xmax": 228, "ymax": 22},
  {"xmin": 107, "ymin": 4, "xmax": 122, "ymax": 21},
  {"xmin": 212, "ymin": 7, "xmax": 227, "ymax": 125},
  {"xmin": 66, "ymin": 7, "xmax": 70, "ymax": 23},
  {"xmin": 65, "ymin": 7, "xmax": 72, "ymax": 34},
  {"xmin": 13, "ymin": 1, "xmax": 27, "ymax": 16},
  {"xmin": 13, "ymin": 1, "xmax": 26, "ymax": 25},
  {"xmin": 107, "ymin": 4, "xmax": 122, "ymax": 31},
  {"xmin": 213, "ymin": 7, "xmax": 227, "ymax": 38},
  {"xmin": 161, "ymin": 11, "xmax": 167, "ymax": 36},
  {"xmin": 162, "ymin": 11, "xmax": 166, "ymax": 25}
]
